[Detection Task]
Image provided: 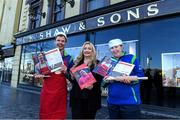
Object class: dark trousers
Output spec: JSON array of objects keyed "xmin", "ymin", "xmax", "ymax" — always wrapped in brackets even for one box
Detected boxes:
[
  {"xmin": 108, "ymin": 103, "xmax": 141, "ymax": 119},
  {"xmin": 71, "ymin": 98, "xmax": 97, "ymax": 119}
]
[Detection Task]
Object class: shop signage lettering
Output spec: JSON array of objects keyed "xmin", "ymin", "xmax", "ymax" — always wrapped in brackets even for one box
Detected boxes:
[{"xmin": 16, "ymin": 0, "xmax": 180, "ymax": 45}]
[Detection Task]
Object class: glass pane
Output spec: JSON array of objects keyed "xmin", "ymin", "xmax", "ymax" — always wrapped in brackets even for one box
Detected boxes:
[
  {"xmin": 0, "ymin": 57, "xmax": 13, "ymax": 83},
  {"xmin": 90, "ymin": 25, "xmax": 139, "ymax": 59},
  {"xmin": 140, "ymin": 16, "xmax": 180, "ymax": 108},
  {"xmin": 19, "ymin": 34, "xmax": 85, "ymax": 87},
  {"xmin": 54, "ymin": 12, "xmax": 62, "ymax": 22},
  {"xmin": 54, "ymin": 0, "xmax": 62, "ymax": 22},
  {"xmin": 19, "ymin": 39, "xmax": 55, "ymax": 87},
  {"xmin": 88, "ymin": 0, "xmax": 106, "ymax": 11},
  {"xmin": 65, "ymin": 34, "xmax": 86, "ymax": 59},
  {"xmin": 162, "ymin": 52, "xmax": 180, "ymax": 87}
]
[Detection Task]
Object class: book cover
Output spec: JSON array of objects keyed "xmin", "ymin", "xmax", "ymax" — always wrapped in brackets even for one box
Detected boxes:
[
  {"xmin": 45, "ymin": 48, "xmax": 64, "ymax": 72},
  {"xmin": 109, "ymin": 61, "xmax": 135, "ymax": 77},
  {"xmin": 93, "ymin": 56, "xmax": 112, "ymax": 77},
  {"xmin": 71, "ymin": 64, "xmax": 96, "ymax": 90}
]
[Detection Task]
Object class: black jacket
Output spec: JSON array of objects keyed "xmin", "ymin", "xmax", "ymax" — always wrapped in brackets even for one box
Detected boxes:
[{"xmin": 69, "ymin": 60, "xmax": 103, "ymax": 111}]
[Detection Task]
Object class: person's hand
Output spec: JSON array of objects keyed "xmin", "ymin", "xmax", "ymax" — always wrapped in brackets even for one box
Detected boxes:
[
  {"xmin": 34, "ymin": 74, "xmax": 44, "ymax": 79},
  {"xmin": 103, "ymin": 76, "xmax": 114, "ymax": 83},
  {"xmin": 121, "ymin": 75, "xmax": 131, "ymax": 84},
  {"xmin": 86, "ymin": 85, "xmax": 93, "ymax": 90},
  {"xmin": 70, "ymin": 71, "xmax": 75, "ymax": 79},
  {"xmin": 61, "ymin": 64, "xmax": 67, "ymax": 74}
]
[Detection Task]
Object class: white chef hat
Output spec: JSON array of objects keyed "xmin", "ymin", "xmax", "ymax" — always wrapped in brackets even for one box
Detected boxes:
[
  {"xmin": 55, "ymin": 32, "xmax": 67, "ymax": 41},
  {"xmin": 108, "ymin": 38, "xmax": 123, "ymax": 49}
]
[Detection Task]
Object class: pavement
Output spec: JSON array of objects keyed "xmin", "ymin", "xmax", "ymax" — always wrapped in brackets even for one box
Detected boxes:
[{"xmin": 0, "ymin": 84, "xmax": 180, "ymax": 119}]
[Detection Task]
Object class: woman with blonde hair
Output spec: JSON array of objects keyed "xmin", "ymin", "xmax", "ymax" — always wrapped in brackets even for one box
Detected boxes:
[{"xmin": 70, "ymin": 41, "xmax": 102, "ymax": 119}]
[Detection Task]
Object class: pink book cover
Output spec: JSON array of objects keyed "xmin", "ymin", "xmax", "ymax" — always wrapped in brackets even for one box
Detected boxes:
[
  {"xmin": 93, "ymin": 56, "xmax": 112, "ymax": 77},
  {"xmin": 71, "ymin": 64, "xmax": 96, "ymax": 90}
]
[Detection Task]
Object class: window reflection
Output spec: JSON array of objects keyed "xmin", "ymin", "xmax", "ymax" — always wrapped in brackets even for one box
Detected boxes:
[
  {"xmin": 19, "ymin": 40, "xmax": 55, "ymax": 87},
  {"xmin": 87, "ymin": 0, "xmax": 107, "ymax": 11},
  {"xmin": 0, "ymin": 57, "xmax": 13, "ymax": 83},
  {"xmin": 140, "ymin": 16, "xmax": 180, "ymax": 108},
  {"xmin": 19, "ymin": 34, "xmax": 85, "ymax": 87}
]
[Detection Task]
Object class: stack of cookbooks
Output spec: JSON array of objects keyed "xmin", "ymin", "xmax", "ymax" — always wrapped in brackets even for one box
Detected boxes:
[{"xmin": 71, "ymin": 64, "xmax": 96, "ymax": 90}]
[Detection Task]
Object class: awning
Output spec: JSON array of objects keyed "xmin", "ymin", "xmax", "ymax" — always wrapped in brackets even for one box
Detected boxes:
[{"xmin": 2, "ymin": 45, "xmax": 15, "ymax": 58}]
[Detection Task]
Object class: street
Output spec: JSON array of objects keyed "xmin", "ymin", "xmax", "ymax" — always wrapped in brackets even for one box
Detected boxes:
[{"xmin": 0, "ymin": 85, "xmax": 179, "ymax": 119}]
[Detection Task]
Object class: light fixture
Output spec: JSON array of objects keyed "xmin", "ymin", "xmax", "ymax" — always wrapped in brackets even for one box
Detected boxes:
[
  {"xmin": 60, "ymin": 0, "xmax": 75, "ymax": 9},
  {"xmin": 28, "ymin": 7, "xmax": 46, "ymax": 21},
  {"xmin": 65, "ymin": 0, "xmax": 75, "ymax": 7}
]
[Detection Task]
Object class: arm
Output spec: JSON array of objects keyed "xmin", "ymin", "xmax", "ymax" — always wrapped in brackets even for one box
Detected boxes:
[{"xmin": 65, "ymin": 56, "xmax": 75, "ymax": 83}]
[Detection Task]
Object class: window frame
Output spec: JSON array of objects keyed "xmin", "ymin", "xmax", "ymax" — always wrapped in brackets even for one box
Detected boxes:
[
  {"xmin": 47, "ymin": 0, "xmax": 65, "ymax": 24},
  {"xmin": 80, "ymin": 0, "xmax": 110, "ymax": 14},
  {"xmin": 28, "ymin": 0, "xmax": 43, "ymax": 30}
]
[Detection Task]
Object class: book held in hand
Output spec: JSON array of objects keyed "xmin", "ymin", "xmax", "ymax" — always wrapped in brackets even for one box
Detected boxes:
[
  {"xmin": 45, "ymin": 48, "xmax": 64, "ymax": 72},
  {"xmin": 93, "ymin": 56, "xmax": 113, "ymax": 77},
  {"xmin": 71, "ymin": 64, "xmax": 96, "ymax": 90},
  {"xmin": 109, "ymin": 61, "xmax": 135, "ymax": 77}
]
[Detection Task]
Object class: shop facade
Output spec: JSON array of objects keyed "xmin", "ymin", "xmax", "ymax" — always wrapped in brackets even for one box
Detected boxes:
[{"xmin": 15, "ymin": 0, "xmax": 180, "ymax": 110}]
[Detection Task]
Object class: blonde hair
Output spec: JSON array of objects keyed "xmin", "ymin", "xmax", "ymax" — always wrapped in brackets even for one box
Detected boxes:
[{"xmin": 74, "ymin": 41, "xmax": 97, "ymax": 68}]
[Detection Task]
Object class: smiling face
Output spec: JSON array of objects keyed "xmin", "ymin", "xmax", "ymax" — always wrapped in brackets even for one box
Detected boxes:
[
  {"xmin": 83, "ymin": 44, "xmax": 93, "ymax": 58},
  {"xmin": 110, "ymin": 45, "xmax": 123, "ymax": 58},
  {"xmin": 38, "ymin": 53, "xmax": 44, "ymax": 62},
  {"xmin": 55, "ymin": 36, "xmax": 66, "ymax": 50}
]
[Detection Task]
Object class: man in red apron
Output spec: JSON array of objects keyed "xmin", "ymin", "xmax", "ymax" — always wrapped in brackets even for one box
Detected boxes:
[{"xmin": 35, "ymin": 32, "xmax": 73, "ymax": 119}]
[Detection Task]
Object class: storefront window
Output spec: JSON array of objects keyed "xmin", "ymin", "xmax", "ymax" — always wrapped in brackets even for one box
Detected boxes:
[
  {"xmin": 53, "ymin": 0, "xmax": 63, "ymax": 22},
  {"xmin": 89, "ymin": 25, "xmax": 139, "ymax": 59},
  {"xmin": 19, "ymin": 40, "xmax": 55, "ymax": 87},
  {"xmin": 140, "ymin": 16, "xmax": 180, "ymax": 108},
  {"xmin": 65, "ymin": 34, "xmax": 86, "ymax": 59},
  {"xmin": 0, "ymin": 57, "xmax": 13, "ymax": 84},
  {"xmin": 19, "ymin": 34, "xmax": 85, "ymax": 87},
  {"xmin": 87, "ymin": 0, "xmax": 108, "ymax": 11}
]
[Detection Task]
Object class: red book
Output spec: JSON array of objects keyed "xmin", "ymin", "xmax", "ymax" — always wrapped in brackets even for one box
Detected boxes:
[{"xmin": 71, "ymin": 64, "xmax": 96, "ymax": 90}]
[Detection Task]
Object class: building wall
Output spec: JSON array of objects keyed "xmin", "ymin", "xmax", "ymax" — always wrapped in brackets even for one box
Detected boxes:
[
  {"xmin": 0, "ymin": 0, "xmax": 22, "ymax": 45},
  {"xmin": 11, "ymin": 45, "xmax": 21, "ymax": 88},
  {"xmin": 65, "ymin": 0, "xmax": 80, "ymax": 19},
  {"xmin": 18, "ymin": 0, "xmax": 29, "ymax": 32},
  {"xmin": 41, "ymin": 0, "xmax": 48, "ymax": 26},
  {"xmin": 0, "ymin": 0, "xmax": 5, "ymax": 32}
]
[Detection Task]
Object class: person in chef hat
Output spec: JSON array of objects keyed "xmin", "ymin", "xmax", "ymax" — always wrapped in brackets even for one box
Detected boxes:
[{"xmin": 104, "ymin": 38, "xmax": 144, "ymax": 119}]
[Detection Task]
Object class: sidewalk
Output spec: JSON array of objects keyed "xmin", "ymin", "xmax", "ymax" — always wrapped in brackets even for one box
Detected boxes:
[{"xmin": 0, "ymin": 84, "xmax": 179, "ymax": 119}]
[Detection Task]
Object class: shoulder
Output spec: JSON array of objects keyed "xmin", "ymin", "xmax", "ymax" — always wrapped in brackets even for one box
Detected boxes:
[
  {"xmin": 124, "ymin": 54, "xmax": 135, "ymax": 58},
  {"xmin": 123, "ymin": 54, "xmax": 136, "ymax": 60}
]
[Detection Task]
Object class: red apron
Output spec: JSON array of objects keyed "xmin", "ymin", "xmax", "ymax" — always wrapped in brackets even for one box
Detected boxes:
[{"xmin": 39, "ymin": 66, "xmax": 67, "ymax": 119}]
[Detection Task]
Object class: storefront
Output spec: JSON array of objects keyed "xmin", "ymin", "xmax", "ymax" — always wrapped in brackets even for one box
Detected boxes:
[
  {"xmin": 0, "ymin": 45, "xmax": 15, "ymax": 85},
  {"xmin": 15, "ymin": 0, "xmax": 180, "ymax": 110}
]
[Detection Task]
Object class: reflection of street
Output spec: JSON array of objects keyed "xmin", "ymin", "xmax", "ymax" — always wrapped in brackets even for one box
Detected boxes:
[
  {"xmin": 0, "ymin": 57, "xmax": 13, "ymax": 84},
  {"xmin": 141, "ymin": 68, "xmax": 164, "ymax": 106}
]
